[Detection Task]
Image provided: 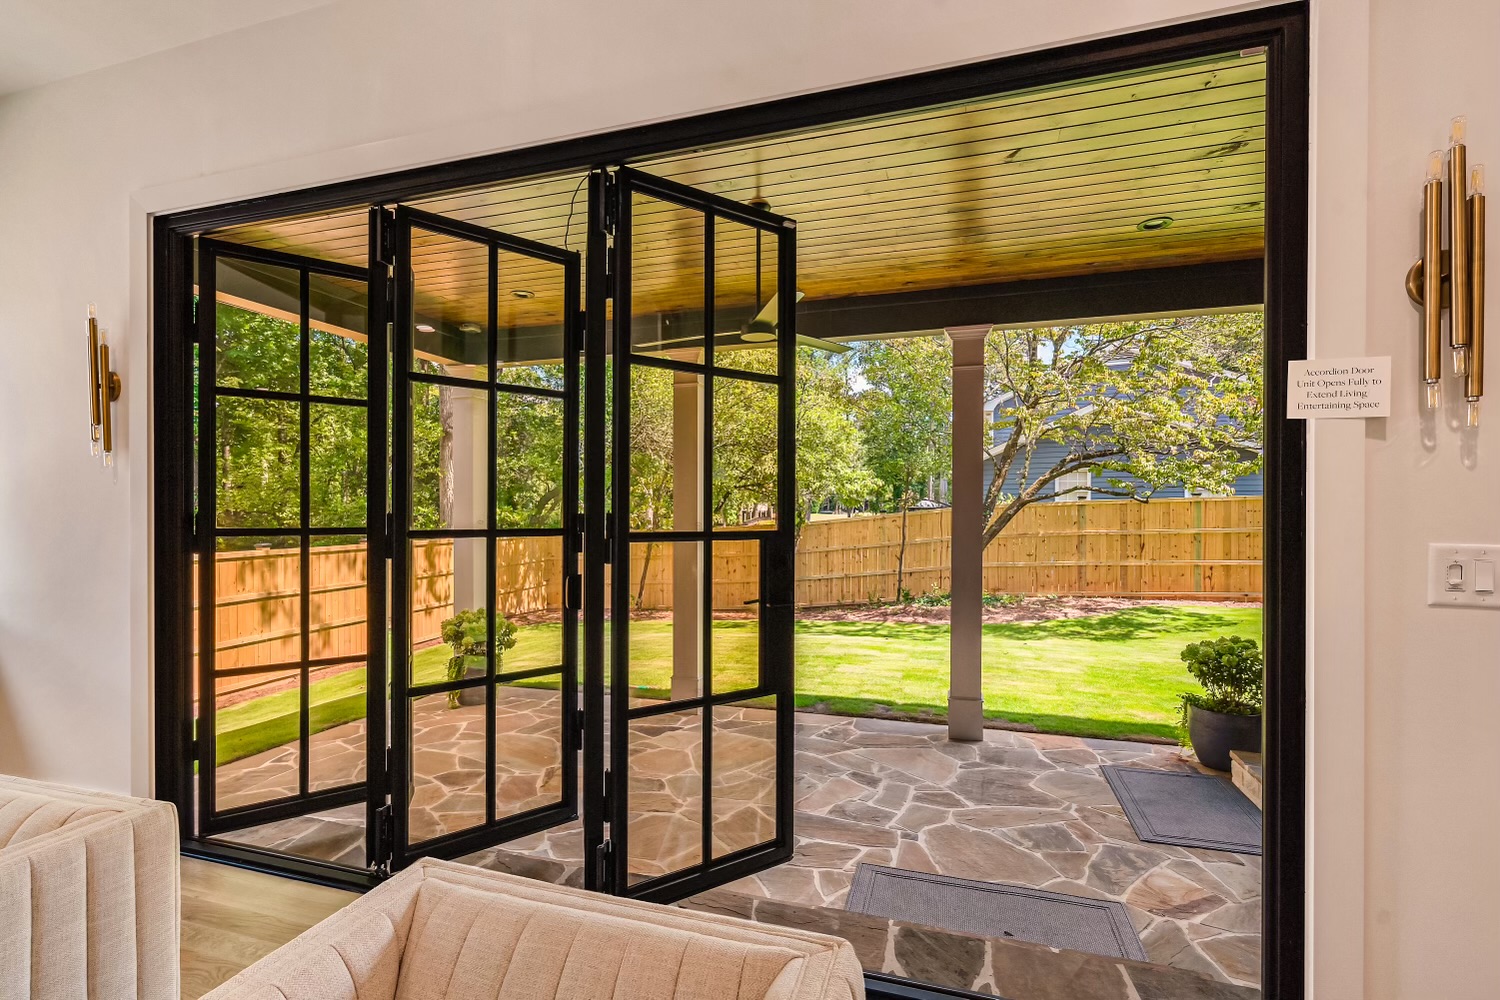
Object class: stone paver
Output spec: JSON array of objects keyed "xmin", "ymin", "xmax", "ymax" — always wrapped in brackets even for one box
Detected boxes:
[{"xmin": 216, "ymin": 704, "xmax": 1261, "ymax": 991}]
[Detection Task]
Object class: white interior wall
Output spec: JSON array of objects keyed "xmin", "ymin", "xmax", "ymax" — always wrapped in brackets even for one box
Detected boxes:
[{"xmin": 0, "ymin": 0, "xmax": 1494, "ymax": 996}]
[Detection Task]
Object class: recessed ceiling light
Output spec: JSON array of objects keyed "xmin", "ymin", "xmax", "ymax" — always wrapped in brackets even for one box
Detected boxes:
[
  {"xmin": 741, "ymin": 331, "xmax": 776, "ymax": 343},
  {"xmin": 415, "ymin": 323, "xmax": 436, "ymax": 334},
  {"xmin": 1137, "ymin": 215, "xmax": 1175, "ymax": 231},
  {"xmin": 458, "ymin": 323, "xmax": 483, "ymax": 334},
  {"xmin": 512, "ymin": 289, "xmax": 536, "ymax": 299}
]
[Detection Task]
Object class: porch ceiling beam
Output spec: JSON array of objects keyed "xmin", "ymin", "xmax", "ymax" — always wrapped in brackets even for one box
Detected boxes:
[{"xmin": 798, "ymin": 258, "xmax": 1264, "ymax": 342}]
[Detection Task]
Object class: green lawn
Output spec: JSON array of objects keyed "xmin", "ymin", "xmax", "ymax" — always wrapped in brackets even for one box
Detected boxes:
[{"xmin": 213, "ymin": 605, "xmax": 1261, "ymax": 764}]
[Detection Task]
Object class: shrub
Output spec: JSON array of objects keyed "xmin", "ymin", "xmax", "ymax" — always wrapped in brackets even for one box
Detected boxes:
[
  {"xmin": 1177, "ymin": 635, "xmax": 1263, "ymax": 727},
  {"xmin": 912, "ymin": 585, "xmax": 950, "ymax": 607},
  {"xmin": 439, "ymin": 608, "xmax": 518, "ymax": 708},
  {"xmin": 983, "ymin": 592, "xmax": 1022, "ymax": 608}
]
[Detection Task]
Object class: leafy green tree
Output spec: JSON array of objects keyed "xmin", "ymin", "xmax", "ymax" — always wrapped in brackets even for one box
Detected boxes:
[
  {"xmin": 983, "ymin": 312, "xmax": 1263, "ymax": 545},
  {"xmin": 855, "ymin": 337, "xmax": 953, "ymax": 598}
]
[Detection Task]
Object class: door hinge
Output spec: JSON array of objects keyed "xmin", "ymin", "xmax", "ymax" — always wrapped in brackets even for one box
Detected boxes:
[
  {"xmin": 377, "ymin": 208, "xmax": 397, "ymax": 265},
  {"xmin": 603, "ymin": 510, "xmax": 615, "ymax": 565},
  {"xmin": 573, "ymin": 709, "xmax": 585, "ymax": 751},
  {"xmin": 600, "ymin": 171, "xmax": 618, "ymax": 236},
  {"xmin": 595, "ymin": 838, "xmax": 614, "ymax": 894},
  {"xmin": 373, "ymin": 803, "xmax": 395, "ymax": 875},
  {"xmin": 603, "ymin": 257, "xmax": 616, "ymax": 300},
  {"xmin": 385, "ymin": 512, "xmax": 395, "ymax": 554},
  {"xmin": 601, "ymin": 768, "xmax": 612, "ymax": 817}
]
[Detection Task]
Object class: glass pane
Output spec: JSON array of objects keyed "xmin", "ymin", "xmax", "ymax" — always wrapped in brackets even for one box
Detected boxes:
[
  {"xmin": 308, "ymin": 661, "xmax": 367, "ymax": 793},
  {"xmin": 408, "ymin": 691, "xmax": 485, "ymax": 843},
  {"xmin": 410, "ymin": 537, "xmax": 488, "ymax": 688},
  {"xmin": 711, "ymin": 698, "xmax": 778, "ymax": 859},
  {"xmin": 211, "ymin": 804, "xmax": 366, "ymax": 869},
  {"xmin": 627, "ymin": 708, "xmax": 703, "ymax": 883},
  {"xmin": 711, "ymin": 377, "xmax": 778, "ymax": 529},
  {"xmin": 410, "ymin": 226, "xmax": 489, "ymax": 374},
  {"xmin": 496, "ymin": 536, "xmax": 564, "ymax": 672},
  {"xmin": 215, "ymin": 257, "xmax": 300, "ymax": 393},
  {"xmin": 308, "ymin": 272, "xmax": 369, "ymax": 399},
  {"xmin": 213, "ymin": 667, "xmax": 301, "ymax": 811},
  {"xmin": 627, "ymin": 540, "xmax": 701, "ymax": 702},
  {"xmin": 494, "ymin": 679, "xmax": 564, "ymax": 820},
  {"xmin": 495, "ymin": 393, "xmax": 564, "ymax": 529},
  {"xmin": 212, "ymin": 538, "xmax": 301, "ymax": 670},
  {"xmin": 410, "ymin": 380, "xmax": 487, "ymax": 531},
  {"xmin": 309, "ymin": 403, "xmax": 367, "ymax": 528},
  {"xmin": 630, "ymin": 365, "xmax": 703, "ymax": 532},
  {"xmin": 711, "ymin": 540, "xmax": 761, "ymax": 693},
  {"xmin": 714, "ymin": 218, "xmax": 780, "ymax": 375},
  {"xmin": 309, "ymin": 535, "xmax": 367, "ymax": 660},
  {"xmin": 630, "ymin": 192, "xmax": 706, "ymax": 360},
  {"xmin": 216, "ymin": 396, "xmax": 300, "ymax": 528},
  {"xmin": 497, "ymin": 247, "xmax": 567, "ymax": 385}
]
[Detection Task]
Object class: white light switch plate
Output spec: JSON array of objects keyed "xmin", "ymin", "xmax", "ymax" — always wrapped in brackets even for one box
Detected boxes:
[{"xmin": 1428, "ymin": 543, "xmax": 1500, "ymax": 608}]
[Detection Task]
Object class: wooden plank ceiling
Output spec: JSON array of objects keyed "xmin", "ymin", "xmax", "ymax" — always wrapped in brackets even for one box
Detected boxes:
[{"xmin": 210, "ymin": 50, "xmax": 1265, "ymax": 338}]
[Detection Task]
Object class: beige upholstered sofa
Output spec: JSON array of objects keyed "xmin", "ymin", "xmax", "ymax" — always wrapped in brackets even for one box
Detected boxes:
[
  {"xmin": 0, "ymin": 773, "xmax": 180, "ymax": 1000},
  {"xmin": 206, "ymin": 857, "xmax": 865, "ymax": 1000}
]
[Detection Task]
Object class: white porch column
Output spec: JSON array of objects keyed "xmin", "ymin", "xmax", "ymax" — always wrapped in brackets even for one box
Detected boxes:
[
  {"xmin": 671, "ymin": 367, "xmax": 704, "ymax": 700},
  {"xmin": 947, "ymin": 326, "xmax": 989, "ymax": 742},
  {"xmin": 448, "ymin": 382, "xmax": 488, "ymax": 614}
]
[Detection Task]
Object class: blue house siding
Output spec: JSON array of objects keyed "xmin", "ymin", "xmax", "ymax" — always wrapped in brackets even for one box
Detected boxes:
[{"xmin": 983, "ymin": 436, "xmax": 1263, "ymax": 499}]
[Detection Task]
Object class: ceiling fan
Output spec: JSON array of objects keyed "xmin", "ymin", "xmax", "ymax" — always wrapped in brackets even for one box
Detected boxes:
[{"xmin": 739, "ymin": 198, "xmax": 849, "ymax": 355}]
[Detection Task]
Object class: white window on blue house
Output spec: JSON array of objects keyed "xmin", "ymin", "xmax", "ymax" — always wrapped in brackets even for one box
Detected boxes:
[{"xmin": 1052, "ymin": 470, "xmax": 1092, "ymax": 500}]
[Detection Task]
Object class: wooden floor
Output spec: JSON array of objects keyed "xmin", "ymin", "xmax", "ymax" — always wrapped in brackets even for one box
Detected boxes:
[{"xmin": 180, "ymin": 857, "xmax": 356, "ymax": 999}]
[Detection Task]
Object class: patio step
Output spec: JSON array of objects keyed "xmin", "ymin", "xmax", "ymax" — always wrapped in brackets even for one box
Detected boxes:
[{"xmin": 1231, "ymin": 750, "xmax": 1263, "ymax": 809}]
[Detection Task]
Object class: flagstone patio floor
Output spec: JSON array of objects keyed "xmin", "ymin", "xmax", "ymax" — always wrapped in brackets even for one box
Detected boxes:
[{"xmin": 214, "ymin": 695, "xmax": 1261, "ymax": 991}]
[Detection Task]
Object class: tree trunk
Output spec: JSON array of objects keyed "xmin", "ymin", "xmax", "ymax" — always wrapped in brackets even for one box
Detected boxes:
[
  {"xmin": 895, "ymin": 500, "xmax": 910, "ymax": 601},
  {"xmin": 635, "ymin": 541, "xmax": 655, "ymax": 609}
]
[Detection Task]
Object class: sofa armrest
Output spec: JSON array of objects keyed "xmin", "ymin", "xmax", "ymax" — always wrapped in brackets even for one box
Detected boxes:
[
  {"xmin": 0, "ymin": 775, "xmax": 180, "ymax": 1000},
  {"xmin": 201, "ymin": 864, "xmax": 424, "ymax": 1000}
]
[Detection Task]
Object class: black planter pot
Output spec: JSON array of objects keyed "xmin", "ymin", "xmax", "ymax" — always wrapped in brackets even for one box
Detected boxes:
[
  {"xmin": 1187, "ymin": 704, "xmax": 1261, "ymax": 772},
  {"xmin": 457, "ymin": 657, "xmax": 487, "ymax": 707}
]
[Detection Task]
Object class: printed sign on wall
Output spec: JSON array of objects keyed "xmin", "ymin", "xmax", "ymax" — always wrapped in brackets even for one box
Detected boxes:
[{"xmin": 1286, "ymin": 357, "xmax": 1391, "ymax": 418}]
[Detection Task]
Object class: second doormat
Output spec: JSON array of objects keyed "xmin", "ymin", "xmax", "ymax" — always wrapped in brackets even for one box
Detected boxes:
[
  {"xmin": 846, "ymin": 864, "xmax": 1147, "ymax": 961},
  {"xmin": 1101, "ymin": 765, "xmax": 1261, "ymax": 855}
]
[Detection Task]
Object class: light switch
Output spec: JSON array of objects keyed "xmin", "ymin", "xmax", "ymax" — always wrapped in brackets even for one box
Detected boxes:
[{"xmin": 1429, "ymin": 544, "xmax": 1500, "ymax": 608}]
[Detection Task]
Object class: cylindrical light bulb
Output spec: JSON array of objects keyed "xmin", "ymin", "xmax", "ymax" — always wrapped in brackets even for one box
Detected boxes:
[
  {"xmin": 1452, "ymin": 116, "xmax": 1469, "ymax": 144},
  {"xmin": 1427, "ymin": 150, "xmax": 1445, "ymax": 182},
  {"xmin": 1466, "ymin": 399, "xmax": 1481, "ymax": 428},
  {"xmin": 1474, "ymin": 163, "xmax": 1487, "ymax": 196},
  {"xmin": 1455, "ymin": 347, "xmax": 1469, "ymax": 375},
  {"xmin": 1426, "ymin": 381, "xmax": 1443, "ymax": 410}
]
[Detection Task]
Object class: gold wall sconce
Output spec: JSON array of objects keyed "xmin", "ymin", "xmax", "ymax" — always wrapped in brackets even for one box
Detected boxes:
[
  {"xmin": 1407, "ymin": 117, "xmax": 1487, "ymax": 426},
  {"xmin": 86, "ymin": 304, "xmax": 122, "ymax": 465}
]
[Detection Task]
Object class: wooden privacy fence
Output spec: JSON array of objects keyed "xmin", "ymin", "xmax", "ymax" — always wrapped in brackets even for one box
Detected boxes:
[
  {"xmin": 196, "ymin": 497, "xmax": 1261, "ymax": 678},
  {"xmin": 796, "ymin": 497, "xmax": 1262, "ymax": 606}
]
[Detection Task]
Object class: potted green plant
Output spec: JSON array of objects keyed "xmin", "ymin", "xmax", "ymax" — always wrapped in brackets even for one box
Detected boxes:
[
  {"xmin": 1178, "ymin": 635, "xmax": 1263, "ymax": 771},
  {"xmin": 439, "ymin": 608, "xmax": 517, "ymax": 708}
]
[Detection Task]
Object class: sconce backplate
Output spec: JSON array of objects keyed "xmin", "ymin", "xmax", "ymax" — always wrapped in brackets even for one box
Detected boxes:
[{"xmin": 1406, "ymin": 252, "xmax": 1453, "ymax": 307}]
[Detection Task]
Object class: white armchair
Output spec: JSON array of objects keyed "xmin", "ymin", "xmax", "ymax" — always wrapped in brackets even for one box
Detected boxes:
[
  {"xmin": 0, "ymin": 773, "xmax": 180, "ymax": 1000},
  {"xmin": 205, "ymin": 857, "xmax": 864, "ymax": 1000}
]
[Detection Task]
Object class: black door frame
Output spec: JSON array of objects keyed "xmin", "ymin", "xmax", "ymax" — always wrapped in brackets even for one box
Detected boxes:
[
  {"xmin": 385, "ymin": 205, "xmax": 584, "ymax": 871},
  {"xmin": 154, "ymin": 5, "xmax": 1309, "ymax": 994},
  {"xmin": 592, "ymin": 166, "xmax": 799, "ymax": 902},
  {"xmin": 192, "ymin": 234, "xmax": 389, "ymax": 865}
]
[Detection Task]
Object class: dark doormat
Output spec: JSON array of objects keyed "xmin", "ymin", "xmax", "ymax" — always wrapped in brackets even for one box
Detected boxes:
[
  {"xmin": 1102, "ymin": 765, "xmax": 1262, "ymax": 856},
  {"xmin": 846, "ymin": 864, "xmax": 1148, "ymax": 961}
]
